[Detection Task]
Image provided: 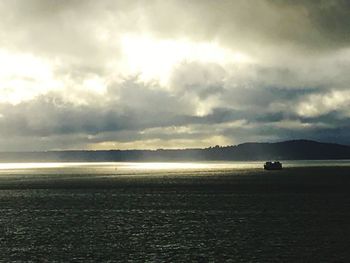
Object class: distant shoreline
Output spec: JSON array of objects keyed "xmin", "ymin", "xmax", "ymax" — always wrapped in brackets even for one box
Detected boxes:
[{"xmin": 1, "ymin": 140, "xmax": 350, "ymax": 162}]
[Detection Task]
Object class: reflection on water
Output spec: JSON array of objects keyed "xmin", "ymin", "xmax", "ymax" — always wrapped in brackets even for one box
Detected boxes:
[
  {"xmin": 0, "ymin": 161, "xmax": 263, "ymax": 177},
  {"xmin": 0, "ymin": 161, "xmax": 261, "ymax": 171},
  {"xmin": 0, "ymin": 160, "xmax": 349, "ymax": 175}
]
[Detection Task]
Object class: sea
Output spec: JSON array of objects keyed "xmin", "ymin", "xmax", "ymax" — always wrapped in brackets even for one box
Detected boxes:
[{"xmin": 0, "ymin": 161, "xmax": 349, "ymax": 262}]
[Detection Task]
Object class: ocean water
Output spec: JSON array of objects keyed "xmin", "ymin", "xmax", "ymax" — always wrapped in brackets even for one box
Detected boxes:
[{"xmin": 0, "ymin": 161, "xmax": 349, "ymax": 262}]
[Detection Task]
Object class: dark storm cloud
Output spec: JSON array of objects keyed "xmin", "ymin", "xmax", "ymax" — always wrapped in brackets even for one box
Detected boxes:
[
  {"xmin": 1, "ymin": 69, "xmax": 349, "ymax": 150},
  {"xmin": 139, "ymin": 0, "xmax": 350, "ymax": 56},
  {"xmin": 2, "ymin": 0, "xmax": 349, "ymax": 60},
  {"xmin": 2, "ymin": 56, "xmax": 350, "ymax": 150},
  {"xmin": 0, "ymin": 80, "xmax": 189, "ymax": 137},
  {"xmin": 269, "ymin": 0, "xmax": 350, "ymax": 47}
]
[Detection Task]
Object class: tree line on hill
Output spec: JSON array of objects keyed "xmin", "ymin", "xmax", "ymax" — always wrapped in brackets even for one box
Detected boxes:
[{"xmin": 1, "ymin": 140, "xmax": 350, "ymax": 162}]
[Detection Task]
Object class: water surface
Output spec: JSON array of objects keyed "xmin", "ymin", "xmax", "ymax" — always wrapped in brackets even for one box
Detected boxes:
[{"xmin": 0, "ymin": 161, "xmax": 349, "ymax": 261}]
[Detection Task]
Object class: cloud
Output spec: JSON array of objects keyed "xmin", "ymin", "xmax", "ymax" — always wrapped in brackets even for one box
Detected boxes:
[
  {"xmin": 1, "ymin": 58, "xmax": 350, "ymax": 150},
  {"xmin": 296, "ymin": 90, "xmax": 350, "ymax": 117},
  {"xmin": 0, "ymin": 0, "xmax": 349, "ymax": 150},
  {"xmin": 269, "ymin": 0, "xmax": 350, "ymax": 47}
]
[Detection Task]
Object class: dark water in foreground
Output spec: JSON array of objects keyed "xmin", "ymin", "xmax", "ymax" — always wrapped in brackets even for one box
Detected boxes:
[{"xmin": 0, "ymin": 162, "xmax": 350, "ymax": 262}]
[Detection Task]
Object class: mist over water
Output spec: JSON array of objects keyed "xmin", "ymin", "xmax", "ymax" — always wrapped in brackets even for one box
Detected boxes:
[{"xmin": 0, "ymin": 161, "xmax": 349, "ymax": 261}]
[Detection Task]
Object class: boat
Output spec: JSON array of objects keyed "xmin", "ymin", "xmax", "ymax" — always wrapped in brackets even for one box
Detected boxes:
[{"xmin": 264, "ymin": 161, "xmax": 282, "ymax": 170}]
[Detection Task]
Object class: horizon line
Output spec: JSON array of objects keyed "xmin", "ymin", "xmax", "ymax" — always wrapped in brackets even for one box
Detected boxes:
[{"xmin": 1, "ymin": 139, "xmax": 348, "ymax": 153}]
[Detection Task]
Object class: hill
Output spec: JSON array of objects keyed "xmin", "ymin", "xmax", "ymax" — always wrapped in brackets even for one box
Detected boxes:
[{"xmin": 1, "ymin": 140, "xmax": 350, "ymax": 162}]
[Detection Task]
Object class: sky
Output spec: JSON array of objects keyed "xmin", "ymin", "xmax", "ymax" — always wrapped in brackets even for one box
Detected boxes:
[{"xmin": 0, "ymin": 0, "xmax": 350, "ymax": 151}]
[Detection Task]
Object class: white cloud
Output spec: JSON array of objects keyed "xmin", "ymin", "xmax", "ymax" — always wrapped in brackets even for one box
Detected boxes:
[
  {"xmin": 296, "ymin": 90, "xmax": 350, "ymax": 117},
  {"xmin": 0, "ymin": 50, "xmax": 59, "ymax": 104}
]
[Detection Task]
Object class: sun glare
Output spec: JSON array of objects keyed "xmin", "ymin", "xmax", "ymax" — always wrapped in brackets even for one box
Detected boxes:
[{"xmin": 121, "ymin": 35, "xmax": 252, "ymax": 84}]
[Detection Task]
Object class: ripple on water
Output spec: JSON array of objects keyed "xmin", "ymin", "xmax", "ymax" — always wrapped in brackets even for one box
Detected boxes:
[{"xmin": 0, "ymin": 188, "xmax": 349, "ymax": 261}]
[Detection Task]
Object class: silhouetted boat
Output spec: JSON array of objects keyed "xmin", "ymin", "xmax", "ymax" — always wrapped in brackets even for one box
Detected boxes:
[{"xmin": 264, "ymin": 161, "xmax": 282, "ymax": 170}]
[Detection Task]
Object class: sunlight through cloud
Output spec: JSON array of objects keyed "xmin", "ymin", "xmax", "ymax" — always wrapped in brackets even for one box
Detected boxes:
[
  {"xmin": 121, "ymin": 35, "xmax": 252, "ymax": 84},
  {"xmin": 0, "ymin": 50, "xmax": 58, "ymax": 104}
]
